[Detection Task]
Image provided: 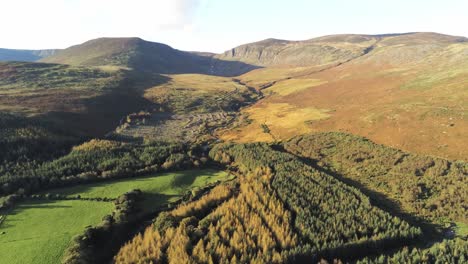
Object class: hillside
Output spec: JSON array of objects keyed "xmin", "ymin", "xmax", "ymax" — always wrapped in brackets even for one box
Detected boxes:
[
  {"xmin": 0, "ymin": 48, "xmax": 60, "ymax": 62},
  {"xmin": 0, "ymin": 61, "xmax": 138, "ymax": 135},
  {"xmin": 216, "ymin": 33, "xmax": 467, "ymax": 67},
  {"xmin": 216, "ymin": 34, "xmax": 378, "ymax": 68},
  {"xmin": 219, "ymin": 32, "xmax": 468, "ymax": 160},
  {"xmin": 41, "ymin": 38, "xmax": 256, "ymax": 76}
]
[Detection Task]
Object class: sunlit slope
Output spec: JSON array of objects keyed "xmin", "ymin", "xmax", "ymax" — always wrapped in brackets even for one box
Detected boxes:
[
  {"xmin": 216, "ymin": 35, "xmax": 377, "ymax": 67},
  {"xmin": 143, "ymin": 74, "xmax": 256, "ymax": 113},
  {"xmin": 220, "ymin": 33, "xmax": 468, "ymax": 160}
]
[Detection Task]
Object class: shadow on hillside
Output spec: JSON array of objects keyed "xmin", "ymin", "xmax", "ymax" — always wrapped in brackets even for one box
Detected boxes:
[
  {"xmin": 31, "ymin": 51, "xmax": 261, "ymax": 138},
  {"xmin": 272, "ymin": 144, "xmax": 444, "ymax": 239},
  {"xmin": 270, "ymin": 144, "xmax": 449, "ymax": 262},
  {"xmin": 126, "ymin": 40, "xmax": 262, "ymax": 77},
  {"xmin": 40, "ymin": 73, "xmax": 170, "ymax": 137},
  {"xmin": 0, "ymin": 200, "xmax": 73, "ymax": 230},
  {"xmin": 141, "ymin": 193, "xmax": 181, "ymax": 210},
  {"xmin": 206, "ymin": 57, "xmax": 262, "ymax": 77},
  {"xmin": 308, "ymin": 157, "xmax": 441, "ymax": 235}
]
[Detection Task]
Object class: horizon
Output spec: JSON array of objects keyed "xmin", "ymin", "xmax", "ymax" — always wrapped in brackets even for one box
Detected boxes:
[
  {"xmin": 1, "ymin": 0, "xmax": 468, "ymax": 53},
  {"xmin": 2, "ymin": 31, "xmax": 467, "ymax": 54}
]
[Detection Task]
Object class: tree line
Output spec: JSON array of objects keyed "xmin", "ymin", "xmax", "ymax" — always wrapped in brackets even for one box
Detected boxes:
[{"xmin": 0, "ymin": 139, "xmax": 209, "ymax": 196}]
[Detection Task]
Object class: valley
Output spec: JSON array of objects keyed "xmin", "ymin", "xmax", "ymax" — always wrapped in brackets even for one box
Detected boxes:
[{"xmin": 0, "ymin": 32, "xmax": 467, "ymax": 263}]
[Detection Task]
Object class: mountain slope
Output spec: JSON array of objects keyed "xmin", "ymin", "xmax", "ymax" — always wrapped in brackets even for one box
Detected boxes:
[
  {"xmin": 219, "ymin": 32, "xmax": 468, "ymax": 160},
  {"xmin": 0, "ymin": 61, "xmax": 159, "ymax": 137},
  {"xmin": 216, "ymin": 32, "xmax": 467, "ymax": 67},
  {"xmin": 0, "ymin": 48, "xmax": 60, "ymax": 62},
  {"xmin": 41, "ymin": 37, "xmax": 256, "ymax": 76},
  {"xmin": 216, "ymin": 35, "xmax": 376, "ymax": 67}
]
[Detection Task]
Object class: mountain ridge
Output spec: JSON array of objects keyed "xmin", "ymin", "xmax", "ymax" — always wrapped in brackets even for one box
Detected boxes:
[
  {"xmin": 216, "ymin": 32, "xmax": 468, "ymax": 67},
  {"xmin": 40, "ymin": 37, "xmax": 257, "ymax": 76}
]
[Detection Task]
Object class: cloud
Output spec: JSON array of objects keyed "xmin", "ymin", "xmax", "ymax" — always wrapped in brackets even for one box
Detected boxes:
[
  {"xmin": 0, "ymin": 0, "xmax": 202, "ymax": 48},
  {"xmin": 156, "ymin": 0, "xmax": 202, "ymax": 30},
  {"xmin": 88, "ymin": 0, "xmax": 201, "ymax": 30}
]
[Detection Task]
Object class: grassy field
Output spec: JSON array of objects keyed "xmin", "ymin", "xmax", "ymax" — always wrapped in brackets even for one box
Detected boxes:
[
  {"xmin": 47, "ymin": 169, "xmax": 232, "ymax": 211},
  {"xmin": 0, "ymin": 200, "xmax": 113, "ymax": 264},
  {"xmin": 0, "ymin": 169, "xmax": 231, "ymax": 264}
]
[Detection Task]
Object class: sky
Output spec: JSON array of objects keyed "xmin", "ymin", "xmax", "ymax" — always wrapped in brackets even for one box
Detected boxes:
[{"xmin": 1, "ymin": 0, "xmax": 468, "ymax": 53}]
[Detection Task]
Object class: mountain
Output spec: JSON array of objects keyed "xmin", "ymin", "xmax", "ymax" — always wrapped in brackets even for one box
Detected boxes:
[
  {"xmin": 2, "ymin": 32, "xmax": 468, "ymax": 160},
  {"xmin": 0, "ymin": 48, "xmax": 60, "ymax": 62},
  {"xmin": 219, "ymin": 32, "xmax": 468, "ymax": 160},
  {"xmin": 216, "ymin": 32, "xmax": 468, "ymax": 67},
  {"xmin": 41, "ymin": 37, "xmax": 256, "ymax": 76},
  {"xmin": 216, "ymin": 37, "xmax": 365, "ymax": 67}
]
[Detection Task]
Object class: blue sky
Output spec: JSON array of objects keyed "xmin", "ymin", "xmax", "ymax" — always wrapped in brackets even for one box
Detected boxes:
[{"xmin": 1, "ymin": 0, "xmax": 467, "ymax": 52}]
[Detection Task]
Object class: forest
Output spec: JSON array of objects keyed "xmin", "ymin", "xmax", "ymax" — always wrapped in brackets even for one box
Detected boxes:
[
  {"xmin": 114, "ymin": 142, "xmax": 430, "ymax": 263},
  {"xmin": 283, "ymin": 132, "xmax": 467, "ymax": 226},
  {"xmin": 1, "ymin": 117, "xmax": 467, "ymax": 264},
  {"xmin": 1, "ymin": 129, "xmax": 467, "ymax": 263}
]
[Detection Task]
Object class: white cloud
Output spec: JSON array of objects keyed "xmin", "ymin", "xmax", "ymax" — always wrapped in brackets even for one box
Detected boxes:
[{"xmin": 0, "ymin": 0, "xmax": 201, "ymax": 49}]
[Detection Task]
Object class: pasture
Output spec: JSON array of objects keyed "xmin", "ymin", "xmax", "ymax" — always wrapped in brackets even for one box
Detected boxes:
[
  {"xmin": 47, "ymin": 169, "xmax": 232, "ymax": 211},
  {"xmin": 0, "ymin": 200, "xmax": 112, "ymax": 264},
  {"xmin": 0, "ymin": 169, "xmax": 231, "ymax": 264}
]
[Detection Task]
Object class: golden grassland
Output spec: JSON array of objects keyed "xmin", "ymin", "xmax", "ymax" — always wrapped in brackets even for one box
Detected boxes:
[
  {"xmin": 219, "ymin": 42, "xmax": 468, "ymax": 160},
  {"xmin": 263, "ymin": 78, "xmax": 328, "ymax": 96},
  {"xmin": 144, "ymin": 74, "xmax": 244, "ymax": 100},
  {"xmin": 150, "ymin": 74, "xmax": 243, "ymax": 92},
  {"xmin": 238, "ymin": 65, "xmax": 331, "ymax": 91},
  {"xmin": 220, "ymin": 102, "xmax": 331, "ymax": 142}
]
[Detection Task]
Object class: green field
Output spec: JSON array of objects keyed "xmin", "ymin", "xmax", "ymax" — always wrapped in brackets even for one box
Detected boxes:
[
  {"xmin": 0, "ymin": 169, "xmax": 231, "ymax": 264},
  {"xmin": 47, "ymin": 169, "xmax": 231, "ymax": 210},
  {"xmin": 0, "ymin": 200, "xmax": 113, "ymax": 264}
]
